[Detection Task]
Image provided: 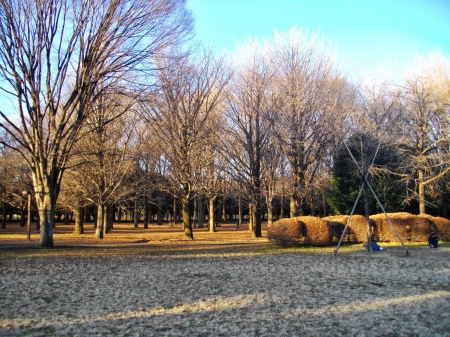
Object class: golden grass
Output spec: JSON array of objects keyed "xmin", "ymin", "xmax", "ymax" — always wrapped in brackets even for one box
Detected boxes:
[{"xmin": 0, "ymin": 221, "xmax": 269, "ymax": 246}]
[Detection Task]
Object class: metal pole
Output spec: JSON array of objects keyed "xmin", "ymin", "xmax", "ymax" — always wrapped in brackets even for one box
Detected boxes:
[{"xmin": 343, "ymin": 140, "xmax": 409, "ymax": 256}]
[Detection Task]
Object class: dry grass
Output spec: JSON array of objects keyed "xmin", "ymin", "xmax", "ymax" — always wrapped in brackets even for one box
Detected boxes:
[
  {"xmin": 0, "ymin": 221, "xmax": 268, "ymax": 246},
  {"xmin": 1, "ymin": 221, "xmax": 450, "ymax": 336}
]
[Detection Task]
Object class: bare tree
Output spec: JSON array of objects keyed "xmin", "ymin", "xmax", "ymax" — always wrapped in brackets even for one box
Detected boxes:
[
  {"xmin": 0, "ymin": 0, "xmax": 193, "ymax": 246},
  {"xmin": 224, "ymin": 41, "xmax": 274, "ymax": 238},
  {"xmin": 261, "ymin": 133, "xmax": 282, "ymax": 227},
  {"xmin": 65, "ymin": 94, "xmax": 141, "ymax": 239},
  {"xmin": 144, "ymin": 48, "xmax": 229, "ymax": 239},
  {"xmin": 0, "ymin": 137, "xmax": 33, "ymax": 228},
  {"xmin": 271, "ymin": 28, "xmax": 352, "ymax": 216},
  {"xmin": 397, "ymin": 53, "xmax": 450, "ymax": 214}
]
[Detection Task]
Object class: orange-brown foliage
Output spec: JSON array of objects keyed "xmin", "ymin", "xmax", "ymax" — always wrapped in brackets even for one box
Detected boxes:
[
  {"xmin": 418, "ymin": 214, "xmax": 450, "ymax": 241},
  {"xmin": 270, "ymin": 216, "xmax": 335, "ymax": 247},
  {"xmin": 370, "ymin": 212, "xmax": 433, "ymax": 242},
  {"xmin": 267, "ymin": 218, "xmax": 302, "ymax": 247},
  {"xmin": 296, "ymin": 216, "xmax": 333, "ymax": 247},
  {"xmin": 323, "ymin": 214, "xmax": 369, "ymax": 243}
]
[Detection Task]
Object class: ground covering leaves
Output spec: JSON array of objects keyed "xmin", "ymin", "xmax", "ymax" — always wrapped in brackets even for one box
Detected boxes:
[{"xmin": 0, "ymin": 222, "xmax": 449, "ymax": 336}]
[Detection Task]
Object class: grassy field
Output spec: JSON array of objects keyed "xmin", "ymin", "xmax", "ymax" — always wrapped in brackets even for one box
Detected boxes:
[{"xmin": 1, "ymin": 222, "xmax": 449, "ymax": 336}]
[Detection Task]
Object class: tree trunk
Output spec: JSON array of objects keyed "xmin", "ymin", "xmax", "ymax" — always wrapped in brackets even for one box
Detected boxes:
[
  {"xmin": 173, "ymin": 196, "xmax": 177, "ymax": 225},
  {"xmin": 193, "ymin": 197, "xmax": 198, "ymax": 228},
  {"xmin": 182, "ymin": 186, "xmax": 193, "ymax": 240},
  {"xmin": 20, "ymin": 202, "xmax": 26, "ymax": 227},
  {"xmin": 267, "ymin": 197, "xmax": 273, "ymax": 227},
  {"xmin": 238, "ymin": 194, "xmax": 242, "ymax": 228},
  {"xmin": 64, "ymin": 211, "xmax": 70, "ymax": 225},
  {"xmin": 364, "ymin": 178, "xmax": 373, "ymax": 254},
  {"xmin": 198, "ymin": 196, "xmax": 205, "ymax": 228},
  {"xmin": 252, "ymin": 199, "xmax": 262, "ymax": 238},
  {"xmin": 33, "ymin": 179, "xmax": 55, "ymax": 247},
  {"xmin": 248, "ymin": 203, "xmax": 254, "ymax": 232},
  {"xmin": 289, "ymin": 194, "xmax": 297, "ymax": 218},
  {"xmin": 134, "ymin": 198, "xmax": 139, "ymax": 228},
  {"xmin": 2, "ymin": 202, "xmax": 6, "ymax": 229},
  {"xmin": 73, "ymin": 207, "xmax": 84, "ymax": 235},
  {"xmin": 418, "ymin": 169, "xmax": 426, "ymax": 215},
  {"xmin": 221, "ymin": 197, "xmax": 226, "ymax": 222},
  {"xmin": 111, "ymin": 206, "xmax": 115, "ymax": 230},
  {"xmin": 38, "ymin": 206, "xmax": 54, "ymax": 247},
  {"xmin": 95, "ymin": 204, "xmax": 104, "ymax": 239},
  {"xmin": 156, "ymin": 201, "xmax": 162, "ymax": 225},
  {"xmin": 106, "ymin": 205, "xmax": 114, "ymax": 232},
  {"xmin": 144, "ymin": 196, "xmax": 149, "ymax": 229},
  {"xmin": 209, "ymin": 196, "xmax": 216, "ymax": 233}
]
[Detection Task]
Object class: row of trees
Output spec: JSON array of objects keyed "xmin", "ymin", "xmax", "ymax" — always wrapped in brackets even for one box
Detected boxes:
[{"xmin": 0, "ymin": 0, "xmax": 449, "ymax": 246}]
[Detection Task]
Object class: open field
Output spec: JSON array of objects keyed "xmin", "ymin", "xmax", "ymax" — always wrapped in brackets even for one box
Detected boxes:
[{"xmin": 1, "ymin": 222, "xmax": 450, "ymax": 336}]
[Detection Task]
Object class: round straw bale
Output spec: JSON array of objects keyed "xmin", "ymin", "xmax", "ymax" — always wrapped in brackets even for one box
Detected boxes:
[
  {"xmin": 418, "ymin": 214, "xmax": 450, "ymax": 241},
  {"xmin": 370, "ymin": 212, "xmax": 431, "ymax": 242}
]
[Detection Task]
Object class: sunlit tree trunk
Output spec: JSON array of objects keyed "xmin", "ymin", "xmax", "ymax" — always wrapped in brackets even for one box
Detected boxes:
[
  {"xmin": 73, "ymin": 207, "xmax": 84, "ymax": 235},
  {"xmin": 418, "ymin": 169, "xmax": 426, "ymax": 215},
  {"xmin": 182, "ymin": 184, "xmax": 193, "ymax": 239},
  {"xmin": 209, "ymin": 197, "xmax": 216, "ymax": 233},
  {"xmin": 95, "ymin": 204, "xmax": 104, "ymax": 239}
]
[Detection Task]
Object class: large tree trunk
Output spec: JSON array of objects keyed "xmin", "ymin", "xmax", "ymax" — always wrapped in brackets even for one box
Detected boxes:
[
  {"xmin": 38, "ymin": 208, "xmax": 54, "ymax": 247},
  {"xmin": 182, "ymin": 185, "xmax": 193, "ymax": 240},
  {"xmin": 73, "ymin": 207, "xmax": 84, "ymax": 235},
  {"xmin": 106, "ymin": 205, "xmax": 114, "ymax": 232},
  {"xmin": 34, "ymin": 179, "xmax": 55, "ymax": 247},
  {"xmin": 252, "ymin": 199, "xmax": 262, "ymax": 238},
  {"xmin": 95, "ymin": 204, "xmax": 104, "ymax": 239},
  {"xmin": 289, "ymin": 194, "xmax": 297, "ymax": 218}
]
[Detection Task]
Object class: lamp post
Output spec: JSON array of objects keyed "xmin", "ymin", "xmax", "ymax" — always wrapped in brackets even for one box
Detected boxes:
[{"xmin": 22, "ymin": 191, "xmax": 31, "ymax": 241}]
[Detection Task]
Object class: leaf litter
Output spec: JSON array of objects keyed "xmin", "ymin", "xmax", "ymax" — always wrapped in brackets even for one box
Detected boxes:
[{"xmin": 0, "ymin": 243, "xmax": 449, "ymax": 336}]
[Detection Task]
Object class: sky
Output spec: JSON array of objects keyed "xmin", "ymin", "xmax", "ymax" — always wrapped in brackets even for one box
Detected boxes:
[{"xmin": 186, "ymin": 0, "xmax": 450, "ymax": 82}]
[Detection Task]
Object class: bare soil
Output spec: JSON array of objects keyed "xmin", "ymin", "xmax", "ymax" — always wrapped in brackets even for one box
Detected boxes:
[{"xmin": 1, "ymin": 221, "xmax": 449, "ymax": 336}]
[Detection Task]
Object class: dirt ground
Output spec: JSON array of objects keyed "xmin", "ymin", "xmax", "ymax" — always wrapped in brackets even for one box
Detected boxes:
[{"xmin": 1, "ymin": 222, "xmax": 449, "ymax": 336}]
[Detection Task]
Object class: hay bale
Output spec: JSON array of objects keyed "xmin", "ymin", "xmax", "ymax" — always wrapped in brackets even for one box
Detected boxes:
[
  {"xmin": 418, "ymin": 215, "xmax": 450, "ymax": 241},
  {"xmin": 323, "ymin": 214, "xmax": 370, "ymax": 243},
  {"xmin": 370, "ymin": 212, "xmax": 432, "ymax": 242}
]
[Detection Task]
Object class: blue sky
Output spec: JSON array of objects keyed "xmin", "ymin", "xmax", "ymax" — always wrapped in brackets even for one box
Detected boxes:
[{"xmin": 186, "ymin": 0, "xmax": 450, "ymax": 81}]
